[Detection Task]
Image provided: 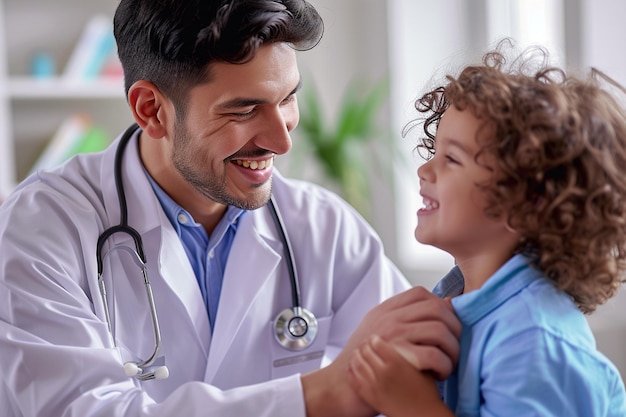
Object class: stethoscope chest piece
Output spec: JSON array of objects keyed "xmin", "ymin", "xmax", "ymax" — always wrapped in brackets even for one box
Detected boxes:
[{"xmin": 274, "ymin": 306, "xmax": 318, "ymax": 350}]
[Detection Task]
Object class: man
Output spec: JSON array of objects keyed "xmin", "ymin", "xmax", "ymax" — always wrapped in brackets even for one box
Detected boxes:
[{"xmin": 0, "ymin": 1, "xmax": 460, "ymax": 416}]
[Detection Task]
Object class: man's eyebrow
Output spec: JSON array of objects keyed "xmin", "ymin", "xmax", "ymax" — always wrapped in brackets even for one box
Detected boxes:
[
  {"xmin": 215, "ymin": 97, "xmax": 264, "ymax": 110},
  {"xmin": 216, "ymin": 78, "xmax": 303, "ymax": 111}
]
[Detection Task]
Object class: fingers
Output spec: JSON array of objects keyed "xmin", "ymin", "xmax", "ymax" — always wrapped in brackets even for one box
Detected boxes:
[
  {"xmin": 348, "ymin": 340, "xmax": 378, "ymax": 387},
  {"xmin": 393, "ymin": 343, "xmax": 454, "ymax": 380},
  {"xmin": 349, "ymin": 337, "xmax": 452, "ymax": 417},
  {"xmin": 361, "ymin": 335, "xmax": 403, "ymax": 368},
  {"xmin": 347, "ymin": 340, "xmax": 381, "ymax": 413},
  {"xmin": 369, "ymin": 289, "xmax": 461, "ymax": 358},
  {"xmin": 352, "ymin": 287, "xmax": 461, "ymax": 379},
  {"xmin": 354, "ymin": 335, "xmax": 393, "ymax": 372},
  {"xmin": 373, "ymin": 287, "xmax": 462, "ymax": 340},
  {"xmin": 388, "ymin": 319, "xmax": 459, "ymax": 370},
  {"xmin": 354, "ymin": 334, "xmax": 454, "ymax": 381},
  {"xmin": 347, "ymin": 336, "xmax": 404, "ymax": 408}
]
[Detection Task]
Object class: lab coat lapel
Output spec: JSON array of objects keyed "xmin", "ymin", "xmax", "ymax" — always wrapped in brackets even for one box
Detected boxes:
[
  {"xmin": 204, "ymin": 209, "xmax": 281, "ymax": 381},
  {"xmin": 154, "ymin": 219, "xmax": 211, "ymax": 356},
  {"xmin": 100, "ymin": 130, "xmax": 210, "ymax": 357}
]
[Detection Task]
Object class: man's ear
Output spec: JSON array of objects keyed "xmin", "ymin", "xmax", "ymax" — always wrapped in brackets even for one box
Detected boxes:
[{"xmin": 127, "ymin": 80, "xmax": 173, "ymax": 139}]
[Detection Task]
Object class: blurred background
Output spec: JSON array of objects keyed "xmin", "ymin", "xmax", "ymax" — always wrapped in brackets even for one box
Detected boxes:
[{"xmin": 0, "ymin": 0, "xmax": 624, "ymax": 376}]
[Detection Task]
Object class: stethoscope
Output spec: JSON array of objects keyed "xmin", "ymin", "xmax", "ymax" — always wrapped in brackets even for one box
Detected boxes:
[{"xmin": 96, "ymin": 123, "xmax": 318, "ymax": 381}]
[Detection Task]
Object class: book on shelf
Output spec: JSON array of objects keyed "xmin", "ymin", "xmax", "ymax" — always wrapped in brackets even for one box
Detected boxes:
[
  {"xmin": 63, "ymin": 14, "xmax": 121, "ymax": 81},
  {"xmin": 30, "ymin": 114, "xmax": 110, "ymax": 173}
]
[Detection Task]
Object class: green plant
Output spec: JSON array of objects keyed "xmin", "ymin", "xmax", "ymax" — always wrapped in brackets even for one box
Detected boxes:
[{"xmin": 295, "ymin": 76, "xmax": 393, "ymax": 219}]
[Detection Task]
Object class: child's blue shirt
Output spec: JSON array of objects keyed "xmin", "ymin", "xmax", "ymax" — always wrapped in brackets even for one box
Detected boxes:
[{"xmin": 434, "ymin": 254, "xmax": 626, "ymax": 416}]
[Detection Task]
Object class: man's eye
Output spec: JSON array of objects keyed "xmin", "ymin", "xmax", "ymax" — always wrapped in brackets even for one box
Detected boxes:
[
  {"xmin": 232, "ymin": 108, "xmax": 256, "ymax": 118},
  {"xmin": 282, "ymin": 94, "xmax": 296, "ymax": 105}
]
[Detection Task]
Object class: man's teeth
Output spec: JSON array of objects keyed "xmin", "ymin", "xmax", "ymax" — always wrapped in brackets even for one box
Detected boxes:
[
  {"xmin": 423, "ymin": 198, "xmax": 439, "ymax": 210},
  {"xmin": 235, "ymin": 158, "xmax": 273, "ymax": 170}
]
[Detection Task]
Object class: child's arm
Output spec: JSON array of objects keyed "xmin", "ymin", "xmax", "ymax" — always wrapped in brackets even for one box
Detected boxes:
[{"xmin": 348, "ymin": 335, "xmax": 454, "ymax": 417}]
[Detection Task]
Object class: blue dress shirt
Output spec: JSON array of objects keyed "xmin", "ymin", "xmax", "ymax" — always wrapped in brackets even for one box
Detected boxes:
[
  {"xmin": 434, "ymin": 254, "xmax": 626, "ymax": 416},
  {"xmin": 146, "ymin": 174, "xmax": 245, "ymax": 332}
]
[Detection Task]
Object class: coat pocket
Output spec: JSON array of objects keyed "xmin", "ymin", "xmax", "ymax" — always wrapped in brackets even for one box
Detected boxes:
[{"xmin": 269, "ymin": 313, "xmax": 333, "ymax": 379}]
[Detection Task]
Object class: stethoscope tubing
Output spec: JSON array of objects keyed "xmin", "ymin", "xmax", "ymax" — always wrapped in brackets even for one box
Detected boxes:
[
  {"xmin": 96, "ymin": 124, "xmax": 162, "ymax": 376},
  {"xmin": 267, "ymin": 195, "xmax": 301, "ymax": 309}
]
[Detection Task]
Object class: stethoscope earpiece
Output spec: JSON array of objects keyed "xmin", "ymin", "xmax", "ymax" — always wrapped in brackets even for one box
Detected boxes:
[
  {"xmin": 274, "ymin": 306, "xmax": 318, "ymax": 350},
  {"xmin": 124, "ymin": 362, "xmax": 141, "ymax": 377},
  {"xmin": 124, "ymin": 361, "xmax": 169, "ymax": 380}
]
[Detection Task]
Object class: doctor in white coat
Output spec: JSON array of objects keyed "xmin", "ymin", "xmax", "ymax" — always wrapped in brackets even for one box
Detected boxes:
[{"xmin": 0, "ymin": 1, "xmax": 461, "ymax": 416}]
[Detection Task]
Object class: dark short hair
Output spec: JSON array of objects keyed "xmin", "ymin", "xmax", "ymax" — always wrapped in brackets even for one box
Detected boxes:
[{"xmin": 114, "ymin": 0, "xmax": 323, "ymax": 110}]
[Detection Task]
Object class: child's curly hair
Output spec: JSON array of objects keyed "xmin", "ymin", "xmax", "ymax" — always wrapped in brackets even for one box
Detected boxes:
[{"xmin": 409, "ymin": 39, "xmax": 626, "ymax": 313}]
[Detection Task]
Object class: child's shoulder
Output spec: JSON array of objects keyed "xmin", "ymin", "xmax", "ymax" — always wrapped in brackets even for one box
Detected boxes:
[
  {"xmin": 458, "ymin": 256, "xmax": 594, "ymax": 350},
  {"xmin": 478, "ymin": 276, "xmax": 599, "ymax": 359},
  {"xmin": 499, "ymin": 277, "xmax": 589, "ymax": 335}
]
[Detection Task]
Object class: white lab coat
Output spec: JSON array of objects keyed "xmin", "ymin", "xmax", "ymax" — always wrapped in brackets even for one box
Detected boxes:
[{"xmin": 0, "ymin": 129, "xmax": 410, "ymax": 417}]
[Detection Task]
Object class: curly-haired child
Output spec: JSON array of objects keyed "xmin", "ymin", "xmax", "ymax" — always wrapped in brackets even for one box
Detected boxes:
[{"xmin": 348, "ymin": 39, "xmax": 626, "ymax": 417}]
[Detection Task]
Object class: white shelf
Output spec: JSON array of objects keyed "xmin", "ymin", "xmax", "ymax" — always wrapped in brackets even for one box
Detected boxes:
[
  {"xmin": 7, "ymin": 77, "xmax": 125, "ymax": 99},
  {"xmin": 0, "ymin": 0, "xmax": 129, "ymax": 198}
]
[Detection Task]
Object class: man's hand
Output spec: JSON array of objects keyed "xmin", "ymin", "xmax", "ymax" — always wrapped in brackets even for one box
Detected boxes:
[
  {"xmin": 301, "ymin": 286, "xmax": 461, "ymax": 417},
  {"xmin": 348, "ymin": 335, "xmax": 454, "ymax": 417},
  {"xmin": 346, "ymin": 287, "xmax": 460, "ymax": 379}
]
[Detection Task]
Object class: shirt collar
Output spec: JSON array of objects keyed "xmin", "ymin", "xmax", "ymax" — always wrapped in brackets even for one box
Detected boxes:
[
  {"xmin": 432, "ymin": 265, "xmax": 465, "ymax": 298},
  {"xmin": 451, "ymin": 254, "xmax": 541, "ymax": 326},
  {"xmin": 144, "ymin": 170, "xmax": 245, "ymax": 236}
]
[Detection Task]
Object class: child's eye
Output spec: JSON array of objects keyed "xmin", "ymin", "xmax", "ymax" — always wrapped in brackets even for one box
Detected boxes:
[{"xmin": 446, "ymin": 155, "xmax": 460, "ymax": 164}]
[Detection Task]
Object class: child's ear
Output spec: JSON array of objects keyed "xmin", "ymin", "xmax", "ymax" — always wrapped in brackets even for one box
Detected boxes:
[{"xmin": 127, "ymin": 80, "xmax": 174, "ymax": 139}]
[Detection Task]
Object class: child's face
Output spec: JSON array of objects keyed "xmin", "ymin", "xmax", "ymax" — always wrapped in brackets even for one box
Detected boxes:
[{"xmin": 415, "ymin": 106, "xmax": 517, "ymax": 261}]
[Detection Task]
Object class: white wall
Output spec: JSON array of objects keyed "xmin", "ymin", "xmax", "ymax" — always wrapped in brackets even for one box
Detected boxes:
[
  {"xmin": 279, "ymin": 0, "xmax": 402, "ymax": 271},
  {"xmin": 576, "ymin": 0, "xmax": 626, "ymax": 380},
  {"xmin": 386, "ymin": 0, "xmax": 477, "ymax": 288},
  {"xmin": 580, "ymin": 0, "xmax": 626, "ymax": 86}
]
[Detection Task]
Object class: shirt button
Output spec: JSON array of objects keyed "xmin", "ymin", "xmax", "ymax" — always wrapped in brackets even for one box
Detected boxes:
[
  {"xmin": 177, "ymin": 213, "xmax": 188, "ymax": 224},
  {"xmin": 209, "ymin": 250, "xmax": 215, "ymax": 259}
]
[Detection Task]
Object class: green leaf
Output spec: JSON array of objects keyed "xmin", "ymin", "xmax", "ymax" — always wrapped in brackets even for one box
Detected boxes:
[{"xmin": 295, "ymin": 75, "xmax": 394, "ymax": 219}]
